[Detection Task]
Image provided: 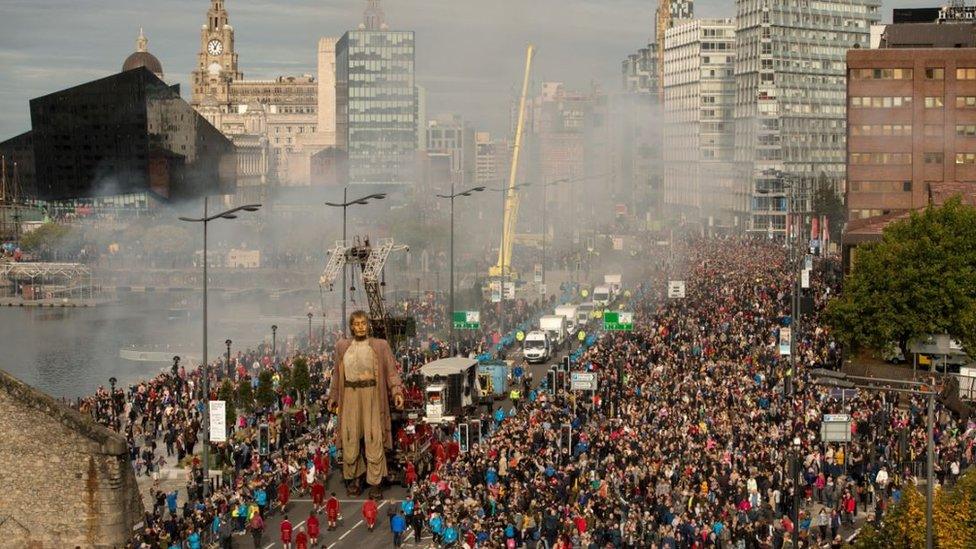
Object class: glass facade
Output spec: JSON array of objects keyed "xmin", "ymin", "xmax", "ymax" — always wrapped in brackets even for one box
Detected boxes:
[
  {"xmin": 337, "ymin": 30, "xmax": 417, "ymax": 186},
  {"xmin": 27, "ymin": 68, "xmax": 235, "ymax": 201}
]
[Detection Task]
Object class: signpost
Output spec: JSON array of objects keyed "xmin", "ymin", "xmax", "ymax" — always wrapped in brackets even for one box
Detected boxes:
[
  {"xmin": 504, "ymin": 281, "xmax": 516, "ymax": 300},
  {"xmin": 801, "ymin": 269, "xmax": 810, "ymax": 289},
  {"xmin": 668, "ymin": 281, "xmax": 686, "ymax": 298},
  {"xmin": 571, "ymin": 371, "xmax": 598, "ymax": 391},
  {"xmin": 452, "ymin": 311, "xmax": 481, "ymax": 330},
  {"xmin": 821, "ymin": 413, "xmax": 852, "ymax": 443},
  {"xmin": 603, "ymin": 311, "xmax": 634, "ymax": 331},
  {"xmin": 490, "ymin": 281, "xmax": 501, "ymax": 303},
  {"xmin": 209, "ymin": 400, "xmax": 226, "ymax": 442},
  {"xmin": 779, "ymin": 327, "xmax": 792, "ymax": 356}
]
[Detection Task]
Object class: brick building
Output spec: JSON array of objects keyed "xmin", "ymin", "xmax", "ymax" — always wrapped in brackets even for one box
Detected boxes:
[
  {"xmin": 0, "ymin": 369, "xmax": 143, "ymax": 547},
  {"xmin": 845, "ymin": 47, "xmax": 976, "ymax": 265}
]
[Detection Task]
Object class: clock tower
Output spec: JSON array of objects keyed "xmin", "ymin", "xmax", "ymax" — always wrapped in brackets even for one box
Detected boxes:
[{"xmin": 191, "ymin": 0, "xmax": 242, "ymax": 107}]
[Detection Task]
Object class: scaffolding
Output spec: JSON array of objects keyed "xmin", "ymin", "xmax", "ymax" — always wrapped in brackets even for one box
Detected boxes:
[{"xmin": 0, "ymin": 262, "xmax": 94, "ymax": 304}]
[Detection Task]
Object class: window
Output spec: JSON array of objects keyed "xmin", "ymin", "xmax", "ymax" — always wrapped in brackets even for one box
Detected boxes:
[
  {"xmin": 850, "ymin": 96, "xmax": 912, "ymax": 108},
  {"xmin": 957, "ymin": 68, "xmax": 976, "ymax": 80},
  {"xmin": 924, "ymin": 153, "xmax": 944, "ymax": 164},
  {"xmin": 956, "ymin": 153, "xmax": 976, "ymax": 164},
  {"xmin": 958, "ymin": 96, "xmax": 976, "ymax": 108},
  {"xmin": 925, "ymin": 97, "xmax": 944, "ymax": 108},
  {"xmin": 850, "ymin": 152, "xmax": 912, "ymax": 164},
  {"xmin": 956, "ymin": 125, "xmax": 976, "ymax": 136},
  {"xmin": 850, "ymin": 68, "xmax": 913, "ymax": 80},
  {"xmin": 925, "ymin": 68, "xmax": 945, "ymax": 80}
]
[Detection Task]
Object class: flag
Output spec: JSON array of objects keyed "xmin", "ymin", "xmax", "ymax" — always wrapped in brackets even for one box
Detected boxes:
[
  {"xmin": 810, "ymin": 216, "xmax": 820, "ymax": 243},
  {"xmin": 822, "ymin": 216, "xmax": 830, "ymax": 250}
]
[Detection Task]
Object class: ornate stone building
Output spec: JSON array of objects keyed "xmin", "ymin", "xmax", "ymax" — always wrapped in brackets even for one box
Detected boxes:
[{"xmin": 190, "ymin": 0, "xmax": 336, "ymax": 202}]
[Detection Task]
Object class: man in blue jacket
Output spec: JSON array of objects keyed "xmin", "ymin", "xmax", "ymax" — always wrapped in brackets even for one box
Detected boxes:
[{"xmin": 390, "ymin": 511, "xmax": 407, "ymax": 547}]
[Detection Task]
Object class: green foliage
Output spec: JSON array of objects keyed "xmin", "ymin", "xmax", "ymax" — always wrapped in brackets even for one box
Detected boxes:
[
  {"xmin": 810, "ymin": 173, "xmax": 845, "ymax": 243},
  {"xmin": 292, "ymin": 357, "xmax": 311, "ymax": 400},
  {"xmin": 141, "ymin": 224, "xmax": 193, "ymax": 257},
  {"xmin": 218, "ymin": 379, "xmax": 237, "ymax": 427},
  {"xmin": 255, "ymin": 370, "xmax": 276, "ymax": 408},
  {"xmin": 826, "ymin": 199, "xmax": 976, "ymax": 357},
  {"xmin": 20, "ymin": 222, "xmax": 84, "ymax": 257},
  {"xmin": 237, "ymin": 377, "xmax": 254, "ymax": 412}
]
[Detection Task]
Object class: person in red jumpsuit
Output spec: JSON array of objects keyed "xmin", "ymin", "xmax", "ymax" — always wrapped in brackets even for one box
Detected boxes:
[
  {"xmin": 307, "ymin": 510, "xmax": 320, "ymax": 546},
  {"xmin": 404, "ymin": 462, "xmax": 416, "ymax": 487},
  {"xmin": 311, "ymin": 478, "xmax": 326, "ymax": 513},
  {"xmin": 362, "ymin": 495, "xmax": 378, "ymax": 531},
  {"xmin": 278, "ymin": 480, "xmax": 291, "ymax": 513},
  {"xmin": 280, "ymin": 515, "xmax": 293, "ymax": 549},
  {"xmin": 326, "ymin": 492, "xmax": 340, "ymax": 531},
  {"xmin": 295, "ymin": 528, "xmax": 308, "ymax": 549}
]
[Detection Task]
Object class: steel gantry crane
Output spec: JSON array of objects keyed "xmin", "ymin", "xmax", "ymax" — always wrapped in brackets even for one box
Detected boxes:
[{"xmin": 489, "ymin": 44, "xmax": 535, "ymax": 283}]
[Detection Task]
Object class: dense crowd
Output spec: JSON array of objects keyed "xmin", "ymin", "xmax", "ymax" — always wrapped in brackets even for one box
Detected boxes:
[
  {"xmin": 396, "ymin": 238, "xmax": 975, "ymax": 548},
  {"xmin": 70, "ymin": 236, "xmax": 976, "ymax": 548}
]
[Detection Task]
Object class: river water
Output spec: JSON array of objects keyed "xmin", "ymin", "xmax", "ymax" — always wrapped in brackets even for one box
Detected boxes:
[{"xmin": 0, "ymin": 291, "xmax": 333, "ymax": 399}]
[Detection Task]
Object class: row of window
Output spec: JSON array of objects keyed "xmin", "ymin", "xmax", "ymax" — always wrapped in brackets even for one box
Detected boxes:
[
  {"xmin": 850, "ymin": 124, "xmax": 911, "ymax": 136},
  {"xmin": 848, "ymin": 68, "xmax": 976, "ymax": 80},
  {"xmin": 850, "ymin": 96, "xmax": 911, "ymax": 108},
  {"xmin": 849, "ymin": 181, "xmax": 912, "ymax": 192},
  {"xmin": 849, "ymin": 152, "xmax": 911, "ymax": 164}
]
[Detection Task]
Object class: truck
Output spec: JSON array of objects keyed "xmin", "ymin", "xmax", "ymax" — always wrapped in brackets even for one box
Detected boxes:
[
  {"xmin": 554, "ymin": 304, "xmax": 579, "ymax": 335},
  {"xmin": 592, "ymin": 285, "xmax": 612, "ymax": 307},
  {"xmin": 522, "ymin": 330, "xmax": 552, "ymax": 364},
  {"xmin": 539, "ymin": 314, "xmax": 568, "ymax": 350},
  {"xmin": 419, "ymin": 357, "xmax": 481, "ymax": 423},
  {"xmin": 604, "ymin": 274, "xmax": 622, "ymax": 295},
  {"xmin": 577, "ymin": 302, "xmax": 596, "ymax": 327},
  {"xmin": 477, "ymin": 359, "xmax": 510, "ymax": 400}
]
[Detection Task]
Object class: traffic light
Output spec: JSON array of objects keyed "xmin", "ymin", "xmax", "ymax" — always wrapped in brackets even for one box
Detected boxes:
[
  {"xmin": 258, "ymin": 423, "xmax": 270, "ymax": 456},
  {"xmin": 561, "ymin": 356, "xmax": 570, "ymax": 372}
]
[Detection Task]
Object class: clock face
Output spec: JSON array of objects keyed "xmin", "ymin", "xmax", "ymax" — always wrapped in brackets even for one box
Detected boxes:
[{"xmin": 207, "ymin": 39, "xmax": 223, "ymax": 56}]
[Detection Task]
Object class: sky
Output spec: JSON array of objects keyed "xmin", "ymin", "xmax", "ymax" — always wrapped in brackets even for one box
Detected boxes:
[{"xmin": 0, "ymin": 0, "xmax": 942, "ymax": 139}]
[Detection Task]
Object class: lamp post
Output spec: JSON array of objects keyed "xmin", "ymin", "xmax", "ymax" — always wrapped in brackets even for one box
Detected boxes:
[
  {"xmin": 325, "ymin": 189, "xmax": 387, "ymax": 336},
  {"xmin": 271, "ymin": 324, "xmax": 278, "ymax": 357},
  {"xmin": 437, "ymin": 184, "xmax": 486, "ymax": 354},
  {"xmin": 487, "ymin": 183, "xmax": 531, "ymax": 338},
  {"xmin": 225, "ymin": 339, "xmax": 232, "ymax": 379},
  {"xmin": 811, "ymin": 370, "xmax": 938, "ymax": 549},
  {"xmin": 307, "ymin": 312, "xmax": 314, "ymax": 349},
  {"xmin": 792, "ymin": 435, "xmax": 801, "ymax": 549},
  {"xmin": 108, "ymin": 376, "xmax": 118, "ymax": 420},
  {"xmin": 179, "ymin": 198, "xmax": 261, "ymax": 499}
]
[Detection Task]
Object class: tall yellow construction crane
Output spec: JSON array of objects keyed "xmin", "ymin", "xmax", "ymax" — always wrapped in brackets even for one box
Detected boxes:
[{"xmin": 490, "ymin": 44, "xmax": 535, "ymax": 280}]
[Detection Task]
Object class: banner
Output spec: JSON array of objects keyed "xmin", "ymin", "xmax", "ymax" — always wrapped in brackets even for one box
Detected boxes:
[
  {"xmin": 810, "ymin": 216, "xmax": 820, "ymax": 243},
  {"xmin": 209, "ymin": 400, "xmax": 226, "ymax": 442},
  {"xmin": 779, "ymin": 327, "xmax": 791, "ymax": 356}
]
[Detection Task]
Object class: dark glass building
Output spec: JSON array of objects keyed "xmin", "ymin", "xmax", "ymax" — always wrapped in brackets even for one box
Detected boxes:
[
  {"xmin": 336, "ymin": 30, "xmax": 417, "ymax": 187},
  {"xmin": 25, "ymin": 67, "xmax": 235, "ymax": 202}
]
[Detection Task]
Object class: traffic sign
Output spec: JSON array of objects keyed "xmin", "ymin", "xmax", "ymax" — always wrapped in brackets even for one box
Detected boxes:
[
  {"xmin": 668, "ymin": 281, "xmax": 686, "ymax": 298},
  {"xmin": 209, "ymin": 400, "xmax": 226, "ymax": 442},
  {"xmin": 581, "ymin": 289, "xmax": 589, "ymax": 298},
  {"xmin": 515, "ymin": 330, "xmax": 526, "ymax": 342},
  {"xmin": 571, "ymin": 371, "xmax": 598, "ymax": 391},
  {"xmin": 603, "ymin": 311, "xmax": 634, "ymax": 331},
  {"xmin": 539, "ymin": 283, "xmax": 547, "ymax": 296},
  {"xmin": 453, "ymin": 311, "xmax": 481, "ymax": 330},
  {"xmin": 821, "ymin": 413, "xmax": 851, "ymax": 442},
  {"xmin": 490, "ymin": 281, "xmax": 501, "ymax": 303},
  {"xmin": 577, "ymin": 330, "xmax": 587, "ymax": 342}
]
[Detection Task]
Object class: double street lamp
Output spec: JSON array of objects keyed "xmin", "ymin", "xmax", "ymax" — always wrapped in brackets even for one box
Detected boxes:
[
  {"xmin": 811, "ymin": 369, "xmax": 938, "ymax": 549},
  {"xmin": 325, "ymin": 189, "xmax": 387, "ymax": 335},
  {"xmin": 436, "ymin": 184, "xmax": 486, "ymax": 353},
  {"xmin": 225, "ymin": 339, "xmax": 232, "ymax": 379},
  {"xmin": 271, "ymin": 324, "xmax": 278, "ymax": 357},
  {"xmin": 179, "ymin": 198, "xmax": 262, "ymax": 499}
]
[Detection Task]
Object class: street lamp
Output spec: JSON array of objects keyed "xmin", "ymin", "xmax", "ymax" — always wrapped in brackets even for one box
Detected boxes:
[
  {"xmin": 436, "ymin": 184, "xmax": 486, "ymax": 354},
  {"xmin": 108, "ymin": 376, "xmax": 118, "ymax": 419},
  {"xmin": 271, "ymin": 324, "xmax": 278, "ymax": 357},
  {"xmin": 225, "ymin": 339, "xmax": 232, "ymax": 379},
  {"xmin": 811, "ymin": 369, "xmax": 938, "ymax": 549},
  {"xmin": 307, "ymin": 312, "xmax": 314, "ymax": 348},
  {"xmin": 179, "ymin": 197, "xmax": 261, "ymax": 500},
  {"xmin": 487, "ymin": 183, "xmax": 532, "ymax": 338},
  {"xmin": 325, "ymin": 189, "xmax": 387, "ymax": 336},
  {"xmin": 792, "ymin": 435, "xmax": 802, "ymax": 549}
]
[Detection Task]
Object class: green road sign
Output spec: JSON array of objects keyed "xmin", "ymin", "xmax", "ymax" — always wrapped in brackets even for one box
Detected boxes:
[
  {"xmin": 452, "ymin": 311, "xmax": 481, "ymax": 330},
  {"xmin": 603, "ymin": 311, "xmax": 634, "ymax": 331}
]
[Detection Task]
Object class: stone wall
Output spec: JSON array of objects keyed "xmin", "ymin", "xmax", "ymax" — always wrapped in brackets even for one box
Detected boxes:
[{"xmin": 0, "ymin": 370, "xmax": 143, "ymax": 548}]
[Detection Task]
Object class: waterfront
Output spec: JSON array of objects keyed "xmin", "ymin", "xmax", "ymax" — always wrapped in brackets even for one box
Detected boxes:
[{"xmin": 0, "ymin": 291, "xmax": 330, "ymax": 398}]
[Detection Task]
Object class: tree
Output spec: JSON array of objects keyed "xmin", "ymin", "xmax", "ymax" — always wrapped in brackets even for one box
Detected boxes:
[
  {"xmin": 256, "ymin": 370, "xmax": 276, "ymax": 409},
  {"xmin": 854, "ymin": 470, "xmax": 976, "ymax": 548},
  {"xmin": 237, "ymin": 378, "xmax": 254, "ymax": 412},
  {"xmin": 826, "ymin": 199, "xmax": 976, "ymax": 358},
  {"xmin": 810, "ymin": 172, "xmax": 845, "ymax": 243},
  {"xmin": 218, "ymin": 379, "xmax": 237, "ymax": 429},
  {"xmin": 19, "ymin": 222, "xmax": 82, "ymax": 258},
  {"xmin": 292, "ymin": 357, "xmax": 311, "ymax": 405}
]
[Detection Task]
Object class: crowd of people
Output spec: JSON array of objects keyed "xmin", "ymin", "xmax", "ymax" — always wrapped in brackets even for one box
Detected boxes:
[{"xmin": 68, "ymin": 235, "xmax": 976, "ymax": 548}]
